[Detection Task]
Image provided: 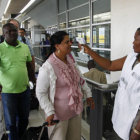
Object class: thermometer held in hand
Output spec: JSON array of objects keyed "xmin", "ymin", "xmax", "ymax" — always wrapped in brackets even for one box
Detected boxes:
[
  {"xmin": 76, "ymin": 37, "xmax": 86, "ymax": 54},
  {"xmin": 76, "ymin": 37, "xmax": 86, "ymax": 44}
]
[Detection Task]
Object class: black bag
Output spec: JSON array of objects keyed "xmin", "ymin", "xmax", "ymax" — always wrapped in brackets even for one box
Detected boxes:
[
  {"xmin": 30, "ymin": 95, "xmax": 39, "ymax": 110},
  {"xmin": 22, "ymin": 126, "xmax": 48, "ymax": 140},
  {"xmin": 21, "ymin": 121, "xmax": 59, "ymax": 140},
  {"xmin": 30, "ymin": 87, "xmax": 39, "ymax": 110},
  {"xmin": 1, "ymin": 133, "xmax": 8, "ymax": 140}
]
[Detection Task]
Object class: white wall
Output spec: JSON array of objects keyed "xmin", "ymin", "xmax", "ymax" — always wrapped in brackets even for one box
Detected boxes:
[{"xmin": 111, "ymin": 0, "xmax": 140, "ymax": 82}]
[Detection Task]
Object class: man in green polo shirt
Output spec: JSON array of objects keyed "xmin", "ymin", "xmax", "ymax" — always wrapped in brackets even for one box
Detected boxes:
[{"xmin": 0, "ymin": 23, "xmax": 35, "ymax": 140}]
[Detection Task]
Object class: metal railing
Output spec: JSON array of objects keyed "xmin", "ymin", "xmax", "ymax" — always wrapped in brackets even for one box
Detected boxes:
[{"xmin": 84, "ymin": 78, "xmax": 118, "ymax": 140}]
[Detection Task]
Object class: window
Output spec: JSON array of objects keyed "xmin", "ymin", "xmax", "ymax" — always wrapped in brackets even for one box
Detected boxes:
[
  {"xmin": 92, "ymin": 24, "xmax": 110, "ymax": 49},
  {"xmin": 68, "ymin": 0, "xmax": 89, "ymax": 9},
  {"xmin": 58, "ymin": 13, "xmax": 66, "ymax": 29},
  {"xmin": 92, "ymin": 0, "xmax": 111, "ymax": 23}
]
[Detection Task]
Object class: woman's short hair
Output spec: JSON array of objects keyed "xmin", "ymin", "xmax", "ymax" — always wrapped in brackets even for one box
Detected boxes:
[{"xmin": 50, "ymin": 31, "xmax": 68, "ymax": 48}]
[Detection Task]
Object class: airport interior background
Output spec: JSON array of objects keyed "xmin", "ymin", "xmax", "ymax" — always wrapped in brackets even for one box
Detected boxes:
[{"xmin": 0, "ymin": 0, "xmax": 140, "ymax": 140}]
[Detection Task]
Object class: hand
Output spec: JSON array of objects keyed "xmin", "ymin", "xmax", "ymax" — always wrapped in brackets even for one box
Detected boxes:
[
  {"xmin": 86, "ymin": 97, "xmax": 94, "ymax": 110},
  {"xmin": 46, "ymin": 114, "xmax": 55, "ymax": 127},
  {"xmin": 130, "ymin": 129, "xmax": 140, "ymax": 140},
  {"xmin": 78, "ymin": 44, "xmax": 92, "ymax": 55},
  {"xmin": 83, "ymin": 45, "xmax": 92, "ymax": 54}
]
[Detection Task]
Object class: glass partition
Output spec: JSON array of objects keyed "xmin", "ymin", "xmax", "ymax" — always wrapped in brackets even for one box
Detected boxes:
[
  {"xmin": 68, "ymin": 4, "xmax": 89, "ymax": 27},
  {"xmin": 69, "ymin": 17, "xmax": 90, "ymax": 28},
  {"xmin": 68, "ymin": 0, "xmax": 89, "ymax": 9},
  {"xmin": 92, "ymin": 0, "xmax": 111, "ymax": 23},
  {"xmin": 58, "ymin": 0, "xmax": 66, "ymax": 13},
  {"xmin": 93, "ymin": 49, "xmax": 110, "ymax": 59},
  {"xmin": 68, "ymin": 27, "xmax": 90, "ymax": 45},
  {"xmin": 92, "ymin": 24, "xmax": 110, "ymax": 49},
  {"xmin": 58, "ymin": 13, "xmax": 66, "ymax": 29}
]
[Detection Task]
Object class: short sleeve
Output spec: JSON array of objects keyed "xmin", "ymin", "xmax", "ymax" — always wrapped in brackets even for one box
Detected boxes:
[{"xmin": 26, "ymin": 45, "xmax": 32, "ymax": 62}]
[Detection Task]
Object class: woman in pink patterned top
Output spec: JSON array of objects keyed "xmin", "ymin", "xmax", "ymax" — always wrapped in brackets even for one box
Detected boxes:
[{"xmin": 36, "ymin": 31, "xmax": 94, "ymax": 140}]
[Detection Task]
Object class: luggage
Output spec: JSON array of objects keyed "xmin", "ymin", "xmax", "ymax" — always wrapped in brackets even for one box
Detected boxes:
[{"xmin": 22, "ymin": 120, "xmax": 59, "ymax": 140}]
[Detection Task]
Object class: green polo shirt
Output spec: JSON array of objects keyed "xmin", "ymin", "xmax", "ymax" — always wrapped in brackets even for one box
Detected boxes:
[{"xmin": 0, "ymin": 40, "xmax": 32, "ymax": 93}]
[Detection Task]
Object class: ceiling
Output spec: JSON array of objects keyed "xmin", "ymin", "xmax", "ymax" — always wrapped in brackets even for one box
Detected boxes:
[
  {"xmin": 0, "ymin": 0, "xmax": 57, "ymax": 29},
  {"xmin": 0, "ymin": 0, "xmax": 30, "ymax": 20},
  {"xmin": 6, "ymin": 0, "xmax": 30, "ymax": 15}
]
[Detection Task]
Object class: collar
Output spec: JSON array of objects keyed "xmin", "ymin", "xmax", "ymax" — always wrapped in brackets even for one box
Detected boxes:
[{"xmin": 4, "ymin": 40, "xmax": 21, "ymax": 48}]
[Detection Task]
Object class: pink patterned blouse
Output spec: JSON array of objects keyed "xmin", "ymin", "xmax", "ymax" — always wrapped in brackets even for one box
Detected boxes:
[{"xmin": 47, "ymin": 53, "xmax": 83, "ymax": 121}]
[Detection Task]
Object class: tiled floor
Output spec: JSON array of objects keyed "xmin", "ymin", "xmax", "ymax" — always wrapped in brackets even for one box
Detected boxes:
[
  {"xmin": 0, "ymin": 107, "xmax": 45, "ymax": 139},
  {"xmin": 29, "ymin": 109, "xmax": 92, "ymax": 140},
  {"xmin": 0, "ymin": 106, "xmax": 106, "ymax": 140},
  {"xmin": 28, "ymin": 109, "xmax": 45, "ymax": 127}
]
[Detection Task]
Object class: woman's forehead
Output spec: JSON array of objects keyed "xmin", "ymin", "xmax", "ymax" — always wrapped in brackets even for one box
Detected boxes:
[{"xmin": 63, "ymin": 35, "xmax": 69, "ymax": 40}]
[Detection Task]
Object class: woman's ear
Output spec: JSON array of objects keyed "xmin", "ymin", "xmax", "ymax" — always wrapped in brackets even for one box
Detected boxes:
[{"xmin": 55, "ymin": 44, "xmax": 59, "ymax": 51}]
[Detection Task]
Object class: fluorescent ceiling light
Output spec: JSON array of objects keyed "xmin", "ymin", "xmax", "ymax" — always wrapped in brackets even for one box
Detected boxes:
[
  {"xmin": 4, "ymin": 0, "xmax": 12, "ymax": 14},
  {"xmin": 22, "ymin": 17, "xmax": 31, "ymax": 22},
  {"xmin": 15, "ymin": 14, "xmax": 21, "ymax": 19},
  {"xmin": 20, "ymin": 0, "xmax": 36, "ymax": 14}
]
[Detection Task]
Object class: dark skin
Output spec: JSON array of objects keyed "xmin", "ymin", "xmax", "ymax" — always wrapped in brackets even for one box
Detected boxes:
[
  {"xmin": 3, "ymin": 25, "xmax": 18, "ymax": 46},
  {"xmin": 3, "ymin": 24, "xmax": 36, "ymax": 85},
  {"xmin": 80, "ymin": 30, "xmax": 140, "ymax": 140}
]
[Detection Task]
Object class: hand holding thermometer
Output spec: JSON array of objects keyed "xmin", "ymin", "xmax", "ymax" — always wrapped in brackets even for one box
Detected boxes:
[{"xmin": 76, "ymin": 37, "xmax": 86, "ymax": 53}]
